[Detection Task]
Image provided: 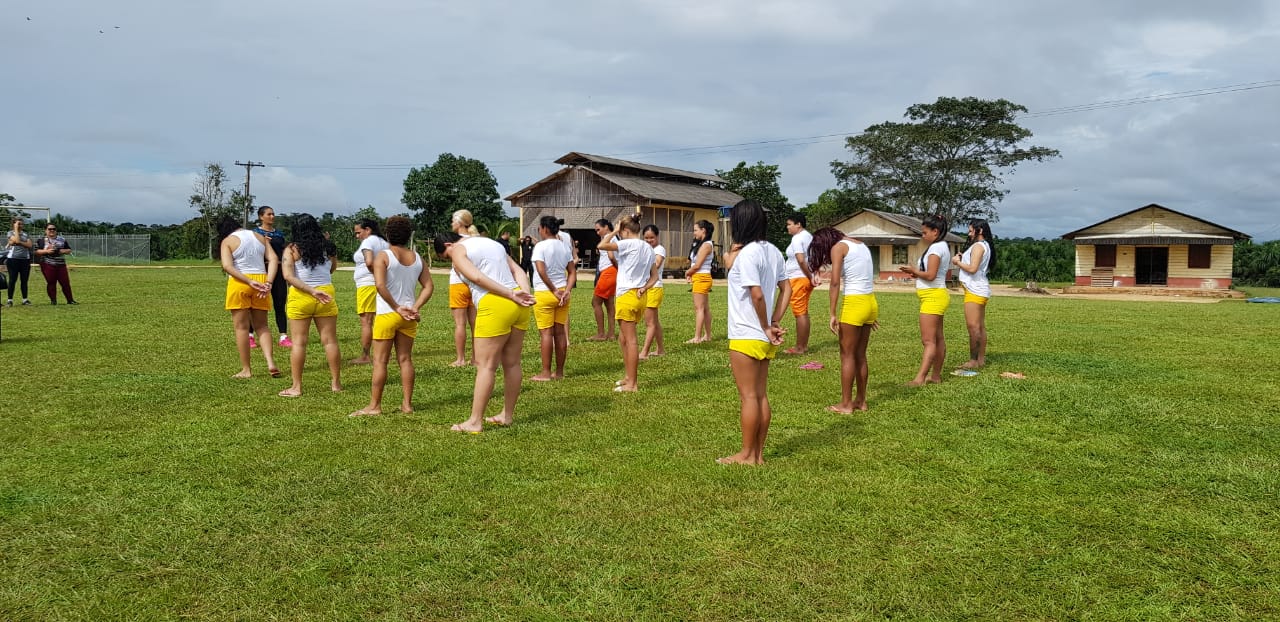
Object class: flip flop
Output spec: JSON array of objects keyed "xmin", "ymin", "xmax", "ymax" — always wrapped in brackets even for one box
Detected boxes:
[
  {"xmin": 799, "ymin": 361, "xmax": 824, "ymax": 370},
  {"xmin": 951, "ymin": 369, "xmax": 978, "ymax": 377},
  {"xmin": 269, "ymin": 368, "xmax": 283, "ymax": 378},
  {"xmin": 450, "ymin": 424, "xmax": 481, "ymax": 434}
]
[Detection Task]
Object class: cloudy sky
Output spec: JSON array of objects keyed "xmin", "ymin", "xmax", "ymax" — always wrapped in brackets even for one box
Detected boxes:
[{"xmin": 3, "ymin": 1, "xmax": 1278, "ymax": 240}]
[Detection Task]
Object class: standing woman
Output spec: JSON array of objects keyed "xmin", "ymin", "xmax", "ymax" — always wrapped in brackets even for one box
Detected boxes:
[
  {"xmin": 898, "ymin": 215, "xmax": 951, "ymax": 387},
  {"xmin": 35, "ymin": 224, "xmax": 76, "ymax": 304},
  {"xmin": 953, "ymin": 219, "xmax": 995, "ymax": 369},
  {"xmin": 640, "ymin": 224, "xmax": 666, "ymax": 359},
  {"xmin": 529, "ymin": 216, "xmax": 575, "ymax": 381},
  {"xmin": 278, "ymin": 214, "xmax": 342, "ymax": 397},
  {"xmin": 588, "ymin": 218, "xmax": 617, "ymax": 341},
  {"xmin": 599, "ymin": 214, "xmax": 657, "ymax": 393},
  {"xmin": 349, "ymin": 217, "xmax": 389, "ymax": 364},
  {"xmin": 519, "ymin": 236, "xmax": 536, "ymax": 282},
  {"xmin": 6, "ymin": 218, "xmax": 33, "ymax": 306},
  {"xmin": 683, "ymin": 219, "xmax": 716, "ymax": 343},
  {"xmin": 349, "ymin": 216, "xmax": 434, "ymax": 417},
  {"xmin": 719, "ymin": 200, "xmax": 790, "ymax": 466},
  {"xmin": 435, "ymin": 231, "xmax": 535, "ymax": 434},
  {"xmin": 217, "ymin": 215, "xmax": 281, "ymax": 379},
  {"xmin": 808, "ymin": 227, "xmax": 878, "ymax": 413},
  {"xmin": 446, "ymin": 209, "xmax": 480, "ymax": 367},
  {"xmin": 254, "ymin": 206, "xmax": 291, "ymax": 348}
]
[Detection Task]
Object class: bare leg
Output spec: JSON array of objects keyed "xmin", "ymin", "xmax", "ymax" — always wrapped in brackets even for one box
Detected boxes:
[
  {"xmin": 828, "ymin": 323, "xmax": 857, "ymax": 413},
  {"xmin": 606, "ymin": 295, "xmax": 616, "ymax": 340},
  {"xmin": 786, "ymin": 313, "xmax": 811, "ymax": 354},
  {"xmin": 453, "ymin": 334, "xmax": 507, "ymax": 433},
  {"xmin": 688, "ymin": 293, "xmax": 710, "ymax": 343},
  {"xmin": 351, "ymin": 312, "xmax": 374, "ymax": 364},
  {"xmin": 231, "ymin": 309, "xmax": 253, "ymax": 378},
  {"xmin": 640, "ymin": 307, "xmax": 657, "ymax": 359},
  {"xmin": 351, "ymin": 337, "xmax": 392, "ymax": 416},
  {"xmin": 394, "ymin": 330, "xmax": 416, "ymax": 413},
  {"xmin": 489, "ymin": 328, "xmax": 525, "ymax": 426},
  {"xmin": 590, "ymin": 295, "xmax": 608, "ymax": 340},
  {"xmin": 718, "ymin": 351, "xmax": 768, "ymax": 465},
  {"xmin": 962, "ymin": 302, "xmax": 987, "ymax": 368},
  {"xmin": 450, "ymin": 307, "xmax": 471, "ymax": 366},
  {"xmin": 617, "ymin": 320, "xmax": 639, "ymax": 391},
  {"xmin": 552, "ymin": 322, "xmax": 568, "ymax": 378},
  {"xmin": 851, "ymin": 325, "xmax": 872, "ymax": 410},
  {"xmin": 252, "ymin": 309, "xmax": 278, "ymax": 373},
  {"xmin": 316, "ymin": 315, "xmax": 342, "ymax": 391},
  {"xmin": 909, "ymin": 314, "xmax": 945, "ymax": 386},
  {"xmin": 532, "ymin": 325, "xmax": 555, "ymax": 381},
  {"xmin": 279, "ymin": 317, "xmax": 311, "ymax": 396}
]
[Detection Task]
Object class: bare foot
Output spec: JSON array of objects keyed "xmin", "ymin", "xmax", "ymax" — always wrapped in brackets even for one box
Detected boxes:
[
  {"xmin": 638, "ymin": 354, "xmax": 648, "ymax": 361},
  {"xmin": 484, "ymin": 414, "xmax": 513, "ymax": 427},
  {"xmin": 330, "ymin": 384, "xmax": 343, "ymax": 392},
  {"xmin": 586, "ymin": 335, "xmax": 607, "ymax": 342},
  {"xmin": 268, "ymin": 368, "xmax": 283, "ymax": 378},
  {"xmin": 905, "ymin": 379, "xmax": 927, "ymax": 387},
  {"xmin": 651, "ymin": 351, "xmax": 665, "ymax": 357},
  {"xmin": 927, "ymin": 377, "xmax": 943, "ymax": 385},
  {"xmin": 348, "ymin": 407, "xmax": 381, "ymax": 417},
  {"xmin": 961, "ymin": 360, "xmax": 982, "ymax": 369},
  {"xmin": 613, "ymin": 384, "xmax": 637, "ymax": 393},
  {"xmin": 278, "ymin": 388, "xmax": 302, "ymax": 398},
  {"xmin": 448, "ymin": 360, "xmax": 469, "ymax": 368},
  {"xmin": 530, "ymin": 374, "xmax": 553, "ymax": 382},
  {"xmin": 231, "ymin": 370, "xmax": 252, "ymax": 379},
  {"xmin": 684, "ymin": 337, "xmax": 702, "ymax": 344},
  {"xmin": 550, "ymin": 373, "xmax": 564, "ymax": 380},
  {"xmin": 825, "ymin": 404, "xmax": 853, "ymax": 414},
  {"xmin": 349, "ymin": 356, "xmax": 372, "ymax": 365},
  {"xmin": 850, "ymin": 401, "xmax": 869, "ymax": 412},
  {"xmin": 715, "ymin": 454, "xmax": 761, "ymax": 466},
  {"xmin": 783, "ymin": 347, "xmax": 807, "ymax": 355},
  {"xmin": 450, "ymin": 422, "xmax": 482, "ymax": 434},
  {"xmin": 400, "ymin": 404, "xmax": 413, "ymax": 414}
]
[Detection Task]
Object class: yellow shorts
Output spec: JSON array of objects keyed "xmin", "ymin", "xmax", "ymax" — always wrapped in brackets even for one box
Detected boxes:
[
  {"xmin": 449, "ymin": 282, "xmax": 472, "ymax": 309},
  {"xmin": 789, "ymin": 277, "xmax": 813, "ymax": 316},
  {"xmin": 691, "ymin": 272, "xmax": 712, "ymax": 295},
  {"xmin": 645, "ymin": 287, "xmax": 664, "ymax": 309},
  {"xmin": 534, "ymin": 289, "xmax": 569, "ymax": 330},
  {"xmin": 476, "ymin": 293, "xmax": 530, "ymax": 338},
  {"xmin": 729, "ymin": 339, "xmax": 778, "ymax": 361},
  {"xmin": 614, "ymin": 289, "xmax": 647, "ymax": 323},
  {"xmin": 963, "ymin": 286, "xmax": 989, "ymax": 306},
  {"xmin": 839, "ymin": 293, "xmax": 879, "ymax": 326},
  {"xmin": 286, "ymin": 284, "xmax": 338, "ymax": 319},
  {"xmin": 225, "ymin": 274, "xmax": 270, "ymax": 311},
  {"xmin": 917, "ymin": 287, "xmax": 950, "ymax": 316},
  {"xmin": 356, "ymin": 285, "xmax": 378, "ymax": 314},
  {"xmin": 373, "ymin": 311, "xmax": 417, "ymax": 340}
]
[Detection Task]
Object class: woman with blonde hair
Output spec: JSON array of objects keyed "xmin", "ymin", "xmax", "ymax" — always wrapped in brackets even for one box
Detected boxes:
[{"xmin": 446, "ymin": 209, "xmax": 480, "ymax": 367}]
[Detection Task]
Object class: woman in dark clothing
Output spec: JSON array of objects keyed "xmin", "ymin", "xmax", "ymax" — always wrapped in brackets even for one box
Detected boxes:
[
  {"xmin": 5, "ymin": 218, "xmax": 33, "ymax": 306},
  {"xmin": 519, "ymin": 236, "xmax": 536, "ymax": 281},
  {"xmin": 253, "ymin": 205, "xmax": 291, "ymax": 347}
]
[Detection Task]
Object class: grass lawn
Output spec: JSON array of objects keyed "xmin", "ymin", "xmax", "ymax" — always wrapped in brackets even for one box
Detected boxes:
[{"xmin": 2, "ymin": 265, "xmax": 1278, "ymax": 620}]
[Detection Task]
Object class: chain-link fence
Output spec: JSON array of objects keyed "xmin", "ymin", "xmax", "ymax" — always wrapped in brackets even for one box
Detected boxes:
[{"xmin": 63, "ymin": 234, "xmax": 151, "ymax": 264}]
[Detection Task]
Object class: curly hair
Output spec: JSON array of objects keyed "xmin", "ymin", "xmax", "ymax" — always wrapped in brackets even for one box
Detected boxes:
[
  {"xmin": 806, "ymin": 227, "xmax": 848, "ymax": 273},
  {"xmin": 385, "ymin": 215, "xmax": 413, "ymax": 246},
  {"xmin": 216, "ymin": 215, "xmax": 240, "ymax": 242},
  {"xmin": 290, "ymin": 213, "xmax": 330, "ymax": 269}
]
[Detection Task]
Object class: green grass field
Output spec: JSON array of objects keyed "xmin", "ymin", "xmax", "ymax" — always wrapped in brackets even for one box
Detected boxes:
[{"xmin": 3, "ymin": 266, "xmax": 1278, "ymax": 620}]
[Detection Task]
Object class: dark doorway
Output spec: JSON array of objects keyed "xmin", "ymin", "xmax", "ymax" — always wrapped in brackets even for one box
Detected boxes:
[{"xmin": 1135, "ymin": 247, "xmax": 1168, "ymax": 286}]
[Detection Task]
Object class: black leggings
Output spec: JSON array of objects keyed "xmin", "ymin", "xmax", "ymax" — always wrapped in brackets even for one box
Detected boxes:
[
  {"xmin": 5, "ymin": 258, "xmax": 30, "ymax": 300},
  {"xmin": 270, "ymin": 275, "xmax": 288, "ymax": 334}
]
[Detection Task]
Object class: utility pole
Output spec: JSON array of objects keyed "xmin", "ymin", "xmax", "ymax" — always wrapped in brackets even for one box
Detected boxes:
[{"xmin": 234, "ymin": 160, "xmax": 264, "ymax": 227}]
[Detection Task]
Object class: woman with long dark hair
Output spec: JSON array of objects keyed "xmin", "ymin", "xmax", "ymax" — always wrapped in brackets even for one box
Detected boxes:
[
  {"xmin": 718, "ymin": 200, "xmax": 790, "ymax": 465},
  {"xmin": 217, "ymin": 215, "xmax": 281, "ymax": 379},
  {"xmin": 253, "ymin": 206, "xmax": 290, "ymax": 348},
  {"xmin": 5, "ymin": 218, "xmax": 33, "ymax": 306},
  {"xmin": 808, "ymin": 227, "xmax": 878, "ymax": 413},
  {"xmin": 278, "ymin": 214, "xmax": 341, "ymax": 397},
  {"xmin": 529, "ymin": 216, "xmax": 575, "ymax": 381},
  {"xmin": 898, "ymin": 215, "xmax": 951, "ymax": 386},
  {"xmin": 953, "ymin": 219, "xmax": 996, "ymax": 369},
  {"xmin": 589, "ymin": 218, "xmax": 617, "ymax": 341},
  {"xmin": 640, "ymin": 224, "xmax": 666, "ymax": 359},
  {"xmin": 349, "ymin": 217, "xmax": 388, "ymax": 365},
  {"xmin": 683, "ymin": 219, "xmax": 715, "ymax": 343}
]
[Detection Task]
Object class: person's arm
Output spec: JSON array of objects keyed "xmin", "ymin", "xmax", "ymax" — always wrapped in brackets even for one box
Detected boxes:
[
  {"xmin": 597, "ymin": 232, "xmax": 618, "ymax": 252},
  {"xmin": 558, "ymin": 259, "xmax": 576, "ymax": 306},
  {"xmin": 450, "ymin": 245, "xmax": 535, "ymax": 306},
  {"xmin": 508, "ymin": 256, "xmax": 534, "ymax": 296},
  {"xmin": 410, "ymin": 257, "xmax": 435, "ymax": 318},
  {"xmin": 828, "ymin": 242, "xmax": 846, "ymax": 335},
  {"xmin": 771, "ymin": 277, "xmax": 792, "ymax": 342},
  {"xmin": 58, "ymin": 238, "xmax": 71, "ymax": 255},
  {"xmin": 219, "ymin": 235, "xmax": 270, "ymax": 296},
  {"xmin": 372, "ymin": 251, "xmax": 398, "ymax": 311},
  {"xmin": 535, "ymin": 260, "xmax": 555, "ymax": 292},
  {"xmin": 952, "ymin": 244, "xmax": 984, "ymax": 273},
  {"xmin": 328, "ymin": 252, "xmax": 338, "ymax": 274},
  {"xmin": 259, "ymin": 233, "xmax": 279, "ymax": 283},
  {"xmin": 796, "ymin": 251, "xmax": 819, "ymax": 286},
  {"xmin": 686, "ymin": 242, "xmax": 712, "ymax": 277},
  {"xmin": 17, "ymin": 234, "xmax": 32, "ymax": 249},
  {"xmin": 638, "ymin": 253, "xmax": 661, "ymax": 298},
  {"xmin": 722, "ymin": 243, "xmax": 743, "ymax": 272},
  {"xmin": 899, "ymin": 249, "xmax": 942, "ymax": 281}
]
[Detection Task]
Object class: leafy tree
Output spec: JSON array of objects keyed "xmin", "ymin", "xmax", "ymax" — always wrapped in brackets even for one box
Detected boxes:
[
  {"xmin": 716, "ymin": 161, "xmax": 794, "ymax": 249},
  {"xmin": 0, "ymin": 192, "xmax": 31, "ymax": 222},
  {"xmin": 831, "ymin": 97, "xmax": 1059, "ymax": 227},
  {"xmin": 402, "ymin": 153, "xmax": 503, "ymax": 238},
  {"xmin": 189, "ymin": 163, "xmax": 239, "ymax": 258},
  {"xmin": 987, "ymin": 238, "xmax": 1074, "ymax": 283},
  {"xmin": 1233, "ymin": 240, "xmax": 1280, "ymax": 287},
  {"xmin": 802, "ymin": 188, "xmax": 884, "ymax": 229}
]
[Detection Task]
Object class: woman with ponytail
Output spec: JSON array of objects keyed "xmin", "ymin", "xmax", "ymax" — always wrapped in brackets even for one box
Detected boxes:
[
  {"xmin": 898, "ymin": 215, "xmax": 951, "ymax": 386},
  {"xmin": 952, "ymin": 219, "xmax": 995, "ymax": 369},
  {"xmin": 446, "ymin": 209, "xmax": 480, "ymax": 367},
  {"xmin": 807, "ymin": 227, "xmax": 878, "ymax": 412}
]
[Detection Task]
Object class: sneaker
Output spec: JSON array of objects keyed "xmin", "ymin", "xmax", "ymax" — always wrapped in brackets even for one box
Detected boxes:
[
  {"xmin": 21, "ymin": 300, "xmax": 31, "ymax": 306},
  {"xmin": 248, "ymin": 335, "xmax": 258, "ymax": 349},
  {"xmin": 279, "ymin": 335, "xmax": 293, "ymax": 348},
  {"xmin": 4, "ymin": 300, "xmax": 10, "ymax": 307},
  {"xmin": 66, "ymin": 300, "xmax": 78, "ymax": 305}
]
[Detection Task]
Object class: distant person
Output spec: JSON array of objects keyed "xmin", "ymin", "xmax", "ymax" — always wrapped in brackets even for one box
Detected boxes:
[
  {"xmin": 639, "ymin": 224, "xmax": 666, "ymax": 359},
  {"xmin": 683, "ymin": 219, "xmax": 716, "ymax": 343},
  {"xmin": 530, "ymin": 216, "xmax": 575, "ymax": 381},
  {"xmin": 598, "ymin": 214, "xmax": 657, "ymax": 393},
  {"xmin": 349, "ymin": 216, "xmax": 434, "ymax": 417},
  {"xmin": 898, "ymin": 214, "xmax": 951, "ymax": 386},
  {"xmin": 782, "ymin": 213, "xmax": 818, "ymax": 354},
  {"xmin": 349, "ymin": 217, "xmax": 389, "ymax": 365},
  {"xmin": 435, "ymin": 230, "xmax": 535, "ymax": 434},
  {"xmin": 718, "ymin": 200, "xmax": 790, "ymax": 466},
  {"xmin": 519, "ymin": 235, "xmax": 535, "ymax": 281},
  {"xmin": 278, "ymin": 214, "xmax": 341, "ymax": 398},
  {"xmin": 807, "ymin": 227, "xmax": 878, "ymax": 413},
  {"xmin": 5, "ymin": 218, "xmax": 33, "ymax": 306},
  {"xmin": 217, "ymin": 215, "xmax": 281, "ymax": 379},
  {"xmin": 499, "ymin": 230, "xmax": 513, "ymax": 256},
  {"xmin": 446, "ymin": 209, "xmax": 480, "ymax": 367},
  {"xmin": 35, "ymin": 223, "xmax": 76, "ymax": 304},
  {"xmin": 953, "ymin": 219, "xmax": 996, "ymax": 369},
  {"xmin": 253, "ymin": 206, "xmax": 291, "ymax": 348},
  {"xmin": 588, "ymin": 218, "xmax": 617, "ymax": 341}
]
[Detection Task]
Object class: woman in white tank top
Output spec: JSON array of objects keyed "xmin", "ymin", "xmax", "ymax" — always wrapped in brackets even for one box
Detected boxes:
[
  {"xmin": 952, "ymin": 219, "xmax": 996, "ymax": 369},
  {"xmin": 640, "ymin": 224, "xmax": 667, "ymax": 359},
  {"xmin": 216, "ymin": 216, "xmax": 281, "ymax": 379},
  {"xmin": 349, "ymin": 216, "xmax": 435, "ymax": 418},
  {"xmin": 806, "ymin": 227, "xmax": 880, "ymax": 413},
  {"xmin": 897, "ymin": 215, "xmax": 951, "ymax": 386},
  {"xmin": 446, "ymin": 209, "xmax": 480, "ymax": 367},
  {"xmin": 279, "ymin": 214, "xmax": 341, "ymax": 398},
  {"xmin": 433, "ymin": 230, "xmax": 535, "ymax": 434},
  {"xmin": 350, "ymin": 218, "xmax": 389, "ymax": 365}
]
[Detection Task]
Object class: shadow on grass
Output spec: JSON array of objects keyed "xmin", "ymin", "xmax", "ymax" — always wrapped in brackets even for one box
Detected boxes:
[{"xmin": 770, "ymin": 415, "xmax": 867, "ymax": 460}]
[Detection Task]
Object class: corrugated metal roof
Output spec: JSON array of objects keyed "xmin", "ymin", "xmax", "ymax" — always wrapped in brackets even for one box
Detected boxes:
[
  {"xmin": 1062, "ymin": 203, "xmax": 1251, "ymax": 240},
  {"xmin": 555, "ymin": 152, "xmax": 726, "ymax": 184},
  {"xmin": 590, "ymin": 169, "xmax": 743, "ymax": 208}
]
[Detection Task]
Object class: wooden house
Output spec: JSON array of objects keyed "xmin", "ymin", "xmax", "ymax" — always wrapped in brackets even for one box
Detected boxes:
[
  {"xmin": 832, "ymin": 209, "xmax": 966, "ymax": 281},
  {"xmin": 1062, "ymin": 204, "xmax": 1250, "ymax": 289},
  {"xmin": 505, "ymin": 153, "xmax": 743, "ymax": 270}
]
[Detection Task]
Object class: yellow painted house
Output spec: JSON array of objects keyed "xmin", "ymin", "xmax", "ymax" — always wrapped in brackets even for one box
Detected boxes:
[
  {"xmin": 832, "ymin": 209, "xmax": 965, "ymax": 280},
  {"xmin": 1061, "ymin": 204, "xmax": 1250, "ymax": 289}
]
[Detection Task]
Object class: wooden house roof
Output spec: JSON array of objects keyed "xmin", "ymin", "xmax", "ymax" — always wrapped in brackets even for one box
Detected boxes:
[
  {"xmin": 1061, "ymin": 203, "xmax": 1251, "ymax": 245},
  {"xmin": 506, "ymin": 154, "xmax": 742, "ymax": 209},
  {"xmin": 554, "ymin": 152, "xmax": 726, "ymax": 184}
]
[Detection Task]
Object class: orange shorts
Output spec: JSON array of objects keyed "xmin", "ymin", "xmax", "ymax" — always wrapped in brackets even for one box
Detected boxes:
[
  {"xmin": 789, "ymin": 277, "xmax": 813, "ymax": 316},
  {"xmin": 449, "ymin": 282, "xmax": 472, "ymax": 309},
  {"xmin": 594, "ymin": 265, "xmax": 617, "ymax": 299},
  {"xmin": 691, "ymin": 272, "xmax": 712, "ymax": 295}
]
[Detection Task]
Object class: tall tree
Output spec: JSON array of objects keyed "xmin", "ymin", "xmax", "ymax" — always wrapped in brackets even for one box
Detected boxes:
[
  {"xmin": 189, "ymin": 163, "xmax": 239, "ymax": 259},
  {"xmin": 0, "ymin": 192, "xmax": 30, "ymax": 222},
  {"xmin": 402, "ymin": 153, "xmax": 503, "ymax": 238},
  {"xmin": 831, "ymin": 97, "xmax": 1059, "ymax": 227},
  {"xmin": 801, "ymin": 188, "xmax": 884, "ymax": 229},
  {"xmin": 716, "ymin": 161, "xmax": 794, "ymax": 250}
]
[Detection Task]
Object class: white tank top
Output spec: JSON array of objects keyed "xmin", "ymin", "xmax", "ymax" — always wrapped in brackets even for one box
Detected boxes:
[
  {"xmin": 375, "ymin": 248, "xmax": 423, "ymax": 315},
  {"xmin": 293, "ymin": 253, "xmax": 333, "ymax": 288},
  {"xmin": 957, "ymin": 240, "xmax": 991, "ymax": 298},
  {"xmin": 690, "ymin": 240, "xmax": 713, "ymax": 274},
  {"xmin": 460, "ymin": 236, "xmax": 517, "ymax": 306},
  {"xmin": 231, "ymin": 229, "xmax": 266, "ymax": 275},
  {"xmin": 448, "ymin": 234, "xmax": 472, "ymax": 285},
  {"xmin": 839, "ymin": 240, "xmax": 874, "ymax": 295},
  {"xmin": 651, "ymin": 244, "xmax": 666, "ymax": 289}
]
